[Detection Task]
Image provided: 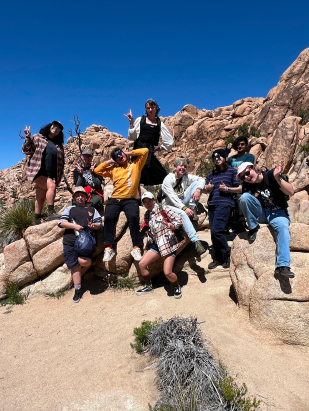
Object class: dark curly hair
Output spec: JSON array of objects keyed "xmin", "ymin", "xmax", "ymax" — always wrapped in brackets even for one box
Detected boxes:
[
  {"xmin": 39, "ymin": 123, "xmax": 64, "ymax": 146},
  {"xmin": 232, "ymin": 136, "xmax": 248, "ymax": 151}
]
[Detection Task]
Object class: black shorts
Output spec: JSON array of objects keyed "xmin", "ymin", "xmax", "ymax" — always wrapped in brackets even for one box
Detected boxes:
[{"xmin": 63, "ymin": 244, "xmax": 95, "ymax": 269}]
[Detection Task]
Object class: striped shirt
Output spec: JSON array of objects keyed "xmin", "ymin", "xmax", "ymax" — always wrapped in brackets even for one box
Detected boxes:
[{"xmin": 206, "ymin": 166, "xmax": 240, "ymax": 207}]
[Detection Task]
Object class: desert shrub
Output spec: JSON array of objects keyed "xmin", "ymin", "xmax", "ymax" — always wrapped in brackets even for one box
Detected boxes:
[
  {"xmin": 196, "ymin": 156, "xmax": 213, "ymax": 179},
  {"xmin": 237, "ymin": 123, "xmax": 261, "ymax": 139},
  {"xmin": 0, "ymin": 281, "xmax": 25, "ymax": 306},
  {"xmin": 0, "ymin": 198, "xmax": 48, "ymax": 247},
  {"xmin": 133, "ymin": 316, "xmax": 261, "ymax": 411},
  {"xmin": 224, "ymin": 135, "xmax": 236, "ymax": 145},
  {"xmin": 295, "ymin": 108, "xmax": 309, "ymax": 125},
  {"xmin": 298, "ymin": 143, "xmax": 309, "ymax": 154},
  {"xmin": 130, "ymin": 319, "xmax": 163, "ymax": 354},
  {"xmin": 249, "ymin": 127, "xmax": 261, "ymax": 138}
]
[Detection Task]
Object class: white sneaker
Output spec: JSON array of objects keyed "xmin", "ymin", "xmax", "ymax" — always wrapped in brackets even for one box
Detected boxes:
[
  {"xmin": 131, "ymin": 248, "xmax": 143, "ymax": 261},
  {"xmin": 103, "ymin": 248, "xmax": 116, "ymax": 262}
]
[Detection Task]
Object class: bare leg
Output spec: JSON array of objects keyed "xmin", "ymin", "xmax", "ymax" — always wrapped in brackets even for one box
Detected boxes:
[
  {"xmin": 34, "ymin": 176, "xmax": 57, "ymax": 213},
  {"xmin": 35, "ymin": 185, "xmax": 47, "ymax": 214},
  {"xmin": 163, "ymin": 255, "xmax": 178, "ymax": 285},
  {"xmin": 71, "ymin": 266, "xmax": 82, "ymax": 286},
  {"xmin": 139, "ymin": 250, "xmax": 160, "ymax": 281}
]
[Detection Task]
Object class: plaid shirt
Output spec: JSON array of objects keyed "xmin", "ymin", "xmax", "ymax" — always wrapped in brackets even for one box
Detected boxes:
[
  {"xmin": 22, "ymin": 134, "xmax": 65, "ymax": 186},
  {"xmin": 144, "ymin": 203, "xmax": 183, "ymax": 257}
]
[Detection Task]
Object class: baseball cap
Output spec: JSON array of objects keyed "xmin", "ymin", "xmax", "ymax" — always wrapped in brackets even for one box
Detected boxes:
[
  {"xmin": 236, "ymin": 162, "xmax": 254, "ymax": 180},
  {"xmin": 81, "ymin": 148, "xmax": 94, "ymax": 156},
  {"xmin": 73, "ymin": 186, "xmax": 88, "ymax": 197},
  {"xmin": 52, "ymin": 120, "xmax": 64, "ymax": 131},
  {"xmin": 141, "ymin": 191, "xmax": 155, "ymax": 201}
]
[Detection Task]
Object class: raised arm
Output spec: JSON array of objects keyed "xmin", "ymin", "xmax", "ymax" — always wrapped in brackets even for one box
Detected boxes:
[
  {"xmin": 160, "ymin": 122, "xmax": 174, "ymax": 152},
  {"xmin": 127, "ymin": 116, "xmax": 141, "ymax": 141}
]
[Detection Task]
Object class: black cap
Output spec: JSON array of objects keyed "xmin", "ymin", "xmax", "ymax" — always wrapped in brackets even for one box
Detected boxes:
[
  {"xmin": 212, "ymin": 149, "xmax": 226, "ymax": 160},
  {"xmin": 52, "ymin": 120, "xmax": 64, "ymax": 131},
  {"xmin": 81, "ymin": 148, "xmax": 93, "ymax": 156}
]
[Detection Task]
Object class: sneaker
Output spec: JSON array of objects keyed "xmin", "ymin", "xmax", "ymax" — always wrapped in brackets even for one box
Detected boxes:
[
  {"xmin": 189, "ymin": 205, "xmax": 198, "ymax": 221},
  {"xmin": 208, "ymin": 260, "xmax": 223, "ymax": 269},
  {"xmin": 194, "ymin": 240, "xmax": 206, "ymax": 255},
  {"xmin": 174, "ymin": 285, "xmax": 182, "ymax": 299},
  {"xmin": 73, "ymin": 288, "xmax": 82, "ymax": 303},
  {"xmin": 222, "ymin": 251, "xmax": 230, "ymax": 269},
  {"xmin": 103, "ymin": 248, "xmax": 116, "ymax": 262},
  {"xmin": 275, "ymin": 266, "xmax": 295, "ymax": 278},
  {"xmin": 46, "ymin": 210, "xmax": 61, "ymax": 221},
  {"xmin": 34, "ymin": 217, "xmax": 41, "ymax": 225},
  {"xmin": 131, "ymin": 248, "xmax": 143, "ymax": 261},
  {"xmin": 136, "ymin": 284, "xmax": 154, "ymax": 296},
  {"xmin": 248, "ymin": 224, "xmax": 260, "ymax": 241}
]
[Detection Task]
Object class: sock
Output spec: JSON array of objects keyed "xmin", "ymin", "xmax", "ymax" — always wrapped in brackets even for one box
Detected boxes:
[
  {"xmin": 48, "ymin": 205, "xmax": 54, "ymax": 211},
  {"xmin": 134, "ymin": 246, "xmax": 140, "ymax": 249},
  {"xmin": 34, "ymin": 214, "xmax": 42, "ymax": 219},
  {"xmin": 171, "ymin": 280, "xmax": 179, "ymax": 287},
  {"xmin": 74, "ymin": 284, "xmax": 81, "ymax": 290},
  {"xmin": 105, "ymin": 245, "xmax": 112, "ymax": 249}
]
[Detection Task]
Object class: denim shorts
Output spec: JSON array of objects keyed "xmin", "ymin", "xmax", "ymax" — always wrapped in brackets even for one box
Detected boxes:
[
  {"xmin": 150, "ymin": 242, "xmax": 176, "ymax": 258},
  {"xmin": 63, "ymin": 244, "xmax": 95, "ymax": 269}
]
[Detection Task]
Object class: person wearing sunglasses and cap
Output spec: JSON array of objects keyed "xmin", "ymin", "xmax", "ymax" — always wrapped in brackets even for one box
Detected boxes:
[
  {"xmin": 237, "ymin": 161, "xmax": 295, "ymax": 278},
  {"xmin": 205, "ymin": 149, "xmax": 242, "ymax": 269},
  {"xmin": 22, "ymin": 121, "xmax": 65, "ymax": 225},
  {"xmin": 136, "ymin": 191, "xmax": 183, "ymax": 299},
  {"xmin": 94, "ymin": 146, "xmax": 149, "ymax": 262},
  {"xmin": 124, "ymin": 99, "xmax": 173, "ymax": 186}
]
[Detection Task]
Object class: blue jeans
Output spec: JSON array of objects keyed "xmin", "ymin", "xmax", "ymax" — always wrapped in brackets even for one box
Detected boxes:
[
  {"xmin": 208, "ymin": 204, "xmax": 231, "ymax": 261},
  {"xmin": 239, "ymin": 193, "xmax": 291, "ymax": 268},
  {"xmin": 168, "ymin": 181, "xmax": 200, "ymax": 243}
]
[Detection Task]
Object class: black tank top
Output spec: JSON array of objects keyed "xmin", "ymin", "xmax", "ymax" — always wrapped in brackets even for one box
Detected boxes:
[{"xmin": 139, "ymin": 115, "xmax": 161, "ymax": 147}]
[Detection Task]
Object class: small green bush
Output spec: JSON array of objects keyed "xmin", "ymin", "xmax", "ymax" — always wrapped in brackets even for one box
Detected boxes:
[
  {"xmin": 130, "ymin": 319, "xmax": 162, "ymax": 354},
  {"xmin": 196, "ymin": 156, "xmax": 214, "ymax": 178},
  {"xmin": 299, "ymin": 143, "xmax": 309, "ymax": 154},
  {"xmin": 295, "ymin": 108, "xmax": 309, "ymax": 125},
  {"xmin": 237, "ymin": 123, "xmax": 250, "ymax": 138},
  {"xmin": 0, "ymin": 281, "xmax": 25, "ymax": 306},
  {"xmin": 46, "ymin": 289, "xmax": 67, "ymax": 299},
  {"xmin": 249, "ymin": 127, "xmax": 261, "ymax": 138},
  {"xmin": 0, "ymin": 198, "xmax": 48, "ymax": 247},
  {"xmin": 224, "ymin": 135, "xmax": 236, "ymax": 145}
]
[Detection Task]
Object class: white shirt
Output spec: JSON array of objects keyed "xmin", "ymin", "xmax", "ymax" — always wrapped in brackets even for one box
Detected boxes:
[
  {"xmin": 128, "ymin": 116, "xmax": 174, "ymax": 152},
  {"xmin": 162, "ymin": 173, "xmax": 205, "ymax": 209}
]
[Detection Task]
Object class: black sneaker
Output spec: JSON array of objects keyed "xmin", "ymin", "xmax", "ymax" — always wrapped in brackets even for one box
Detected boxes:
[
  {"xmin": 136, "ymin": 285, "xmax": 154, "ymax": 296},
  {"xmin": 275, "ymin": 266, "xmax": 295, "ymax": 279},
  {"xmin": 222, "ymin": 252, "xmax": 230, "ymax": 269},
  {"xmin": 208, "ymin": 260, "xmax": 223, "ymax": 269},
  {"xmin": 46, "ymin": 210, "xmax": 60, "ymax": 221},
  {"xmin": 34, "ymin": 218, "xmax": 41, "ymax": 225},
  {"xmin": 174, "ymin": 285, "xmax": 182, "ymax": 299},
  {"xmin": 194, "ymin": 240, "xmax": 206, "ymax": 255},
  {"xmin": 248, "ymin": 224, "xmax": 260, "ymax": 241},
  {"xmin": 73, "ymin": 288, "xmax": 82, "ymax": 303}
]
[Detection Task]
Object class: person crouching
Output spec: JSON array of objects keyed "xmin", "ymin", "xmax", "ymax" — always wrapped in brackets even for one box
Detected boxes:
[
  {"xmin": 58, "ymin": 187, "xmax": 103, "ymax": 303},
  {"xmin": 136, "ymin": 192, "xmax": 183, "ymax": 299}
]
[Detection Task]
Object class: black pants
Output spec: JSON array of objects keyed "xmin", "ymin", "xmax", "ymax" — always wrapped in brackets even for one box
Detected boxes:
[
  {"xmin": 104, "ymin": 198, "xmax": 142, "ymax": 247},
  {"xmin": 208, "ymin": 204, "xmax": 231, "ymax": 262}
]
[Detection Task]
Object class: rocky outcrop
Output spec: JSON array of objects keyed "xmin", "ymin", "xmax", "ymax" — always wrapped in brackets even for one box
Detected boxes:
[{"xmin": 230, "ymin": 225, "xmax": 309, "ymax": 346}]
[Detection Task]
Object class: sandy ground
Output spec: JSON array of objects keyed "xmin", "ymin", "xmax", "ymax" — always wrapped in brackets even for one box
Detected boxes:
[{"xmin": 1, "ymin": 234, "xmax": 309, "ymax": 411}]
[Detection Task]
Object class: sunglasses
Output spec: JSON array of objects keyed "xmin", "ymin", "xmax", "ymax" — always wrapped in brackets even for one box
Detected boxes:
[
  {"xmin": 212, "ymin": 154, "xmax": 221, "ymax": 163},
  {"xmin": 240, "ymin": 168, "xmax": 252, "ymax": 181},
  {"xmin": 114, "ymin": 150, "xmax": 123, "ymax": 160},
  {"xmin": 52, "ymin": 124, "xmax": 62, "ymax": 132}
]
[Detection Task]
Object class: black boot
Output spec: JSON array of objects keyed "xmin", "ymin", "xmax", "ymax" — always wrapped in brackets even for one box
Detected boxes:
[{"xmin": 222, "ymin": 251, "xmax": 231, "ymax": 269}]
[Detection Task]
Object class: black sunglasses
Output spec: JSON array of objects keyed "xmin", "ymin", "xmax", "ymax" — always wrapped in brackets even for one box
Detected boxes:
[{"xmin": 240, "ymin": 169, "xmax": 252, "ymax": 181}]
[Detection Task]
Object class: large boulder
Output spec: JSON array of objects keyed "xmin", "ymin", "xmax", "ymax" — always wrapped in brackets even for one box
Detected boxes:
[
  {"xmin": 3, "ymin": 238, "xmax": 30, "ymax": 273},
  {"xmin": 230, "ymin": 226, "xmax": 309, "ymax": 345},
  {"xmin": 32, "ymin": 238, "xmax": 64, "ymax": 277},
  {"xmin": 24, "ymin": 220, "xmax": 65, "ymax": 257}
]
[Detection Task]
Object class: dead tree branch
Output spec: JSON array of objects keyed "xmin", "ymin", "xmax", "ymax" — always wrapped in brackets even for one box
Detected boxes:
[{"xmin": 67, "ymin": 114, "xmax": 83, "ymax": 154}]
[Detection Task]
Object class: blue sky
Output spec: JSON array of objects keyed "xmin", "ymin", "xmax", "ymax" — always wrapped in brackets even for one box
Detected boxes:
[{"xmin": 1, "ymin": 0, "xmax": 308, "ymax": 169}]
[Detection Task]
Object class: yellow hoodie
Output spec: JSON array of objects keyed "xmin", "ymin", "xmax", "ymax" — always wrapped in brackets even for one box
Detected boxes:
[{"xmin": 94, "ymin": 148, "xmax": 148, "ymax": 199}]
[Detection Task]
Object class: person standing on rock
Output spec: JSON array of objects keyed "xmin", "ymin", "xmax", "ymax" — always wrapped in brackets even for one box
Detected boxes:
[
  {"xmin": 58, "ymin": 187, "xmax": 103, "ymax": 303},
  {"xmin": 94, "ymin": 147, "xmax": 149, "ymax": 262},
  {"xmin": 237, "ymin": 161, "xmax": 294, "ymax": 278},
  {"xmin": 124, "ymin": 99, "xmax": 174, "ymax": 186},
  {"xmin": 228, "ymin": 136, "xmax": 255, "ymax": 169},
  {"xmin": 136, "ymin": 191, "xmax": 183, "ymax": 299},
  {"xmin": 161, "ymin": 158, "xmax": 206, "ymax": 255},
  {"xmin": 205, "ymin": 149, "xmax": 242, "ymax": 269},
  {"xmin": 22, "ymin": 121, "xmax": 65, "ymax": 225},
  {"xmin": 73, "ymin": 149, "xmax": 104, "ymax": 211}
]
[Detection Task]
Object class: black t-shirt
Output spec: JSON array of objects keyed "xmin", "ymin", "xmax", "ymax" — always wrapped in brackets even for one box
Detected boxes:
[
  {"xmin": 243, "ymin": 169, "xmax": 289, "ymax": 211},
  {"xmin": 62, "ymin": 206, "xmax": 97, "ymax": 246}
]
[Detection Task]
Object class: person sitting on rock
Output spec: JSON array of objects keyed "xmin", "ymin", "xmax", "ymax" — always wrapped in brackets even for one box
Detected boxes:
[
  {"xmin": 237, "ymin": 161, "xmax": 295, "ymax": 278},
  {"xmin": 94, "ymin": 147, "xmax": 149, "ymax": 262},
  {"xmin": 58, "ymin": 187, "xmax": 103, "ymax": 303},
  {"xmin": 136, "ymin": 191, "xmax": 183, "ymax": 299},
  {"xmin": 205, "ymin": 149, "xmax": 242, "ymax": 269},
  {"xmin": 228, "ymin": 136, "xmax": 255, "ymax": 169},
  {"xmin": 161, "ymin": 158, "xmax": 206, "ymax": 256},
  {"xmin": 124, "ymin": 99, "xmax": 174, "ymax": 186},
  {"xmin": 73, "ymin": 148, "xmax": 104, "ymax": 211}
]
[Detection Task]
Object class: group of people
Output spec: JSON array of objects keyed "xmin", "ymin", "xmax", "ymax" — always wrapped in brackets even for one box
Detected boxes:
[{"xmin": 22, "ymin": 100, "xmax": 295, "ymax": 304}]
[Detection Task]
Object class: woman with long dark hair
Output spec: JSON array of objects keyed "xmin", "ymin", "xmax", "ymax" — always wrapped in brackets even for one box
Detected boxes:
[
  {"xmin": 205, "ymin": 149, "xmax": 241, "ymax": 269},
  {"xmin": 124, "ymin": 99, "xmax": 174, "ymax": 186},
  {"xmin": 22, "ymin": 121, "xmax": 65, "ymax": 224}
]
